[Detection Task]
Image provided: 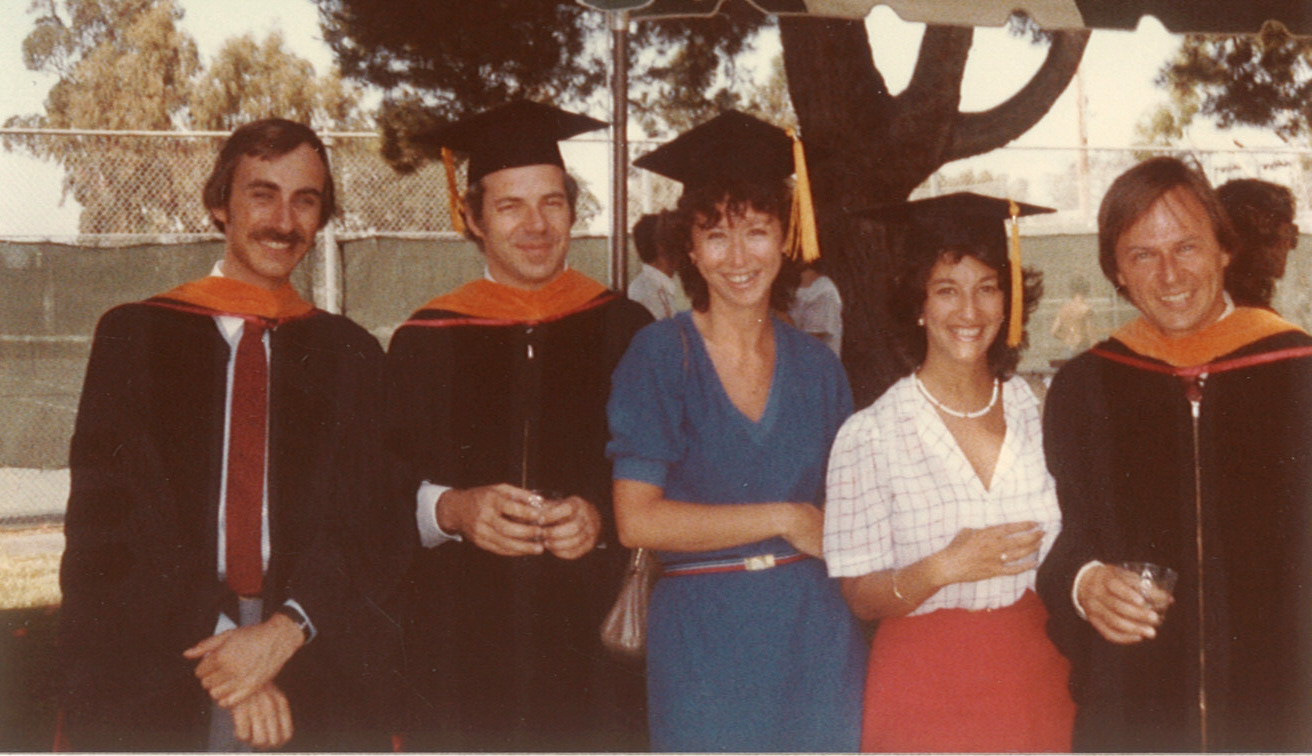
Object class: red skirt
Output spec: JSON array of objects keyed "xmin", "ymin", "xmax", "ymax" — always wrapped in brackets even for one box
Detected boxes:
[{"xmin": 862, "ymin": 590, "xmax": 1075, "ymax": 753}]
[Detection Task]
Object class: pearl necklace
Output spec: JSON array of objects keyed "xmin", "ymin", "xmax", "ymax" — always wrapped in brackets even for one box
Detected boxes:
[{"xmin": 913, "ymin": 373, "xmax": 1000, "ymax": 419}]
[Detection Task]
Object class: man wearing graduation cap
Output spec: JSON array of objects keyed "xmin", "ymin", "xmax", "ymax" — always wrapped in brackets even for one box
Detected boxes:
[
  {"xmin": 385, "ymin": 100, "xmax": 651, "ymax": 751},
  {"xmin": 1035, "ymin": 157, "xmax": 1312, "ymax": 751},
  {"xmin": 58, "ymin": 119, "xmax": 397, "ymax": 751}
]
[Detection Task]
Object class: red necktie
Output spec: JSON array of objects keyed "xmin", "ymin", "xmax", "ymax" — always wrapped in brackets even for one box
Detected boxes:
[{"xmin": 225, "ymin": 320, "xmax": 267, "ymax": 597}]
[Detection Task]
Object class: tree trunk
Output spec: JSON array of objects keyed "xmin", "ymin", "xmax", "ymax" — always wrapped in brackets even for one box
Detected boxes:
[{"xmin": 780, "ymin": 17, "xmax": 1089, "ymax": 407}]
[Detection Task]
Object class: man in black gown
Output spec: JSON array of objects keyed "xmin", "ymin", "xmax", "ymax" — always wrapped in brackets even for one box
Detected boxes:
[
  {"xmin": 1037, "ymin": 156, "xmax": 1312, "ymax": 751},
  {"xmin": 59, "ymin": 119, "xmax": 396, "ymax": 751},
  {"xmin": 386, "ymin": 101, "xmax": 651, "ymax": 751}
]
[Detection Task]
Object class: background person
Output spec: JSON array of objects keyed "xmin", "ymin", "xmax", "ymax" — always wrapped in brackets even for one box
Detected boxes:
[
  {"xmin": 825, "ymin": 193, "xmax": 1073, "ymax": 752},
  {"xmin": 1216, "ymin": 177, "xmax": 1299, "ymax": 309},
  {"xmin": 1049, "ymin": 274, "xmax": 1093, "ymax": 356},
  {"xmin": 608, "ymin": 111, "xmax": 867, "ymax": 752},
  {"xmin": 628, "ymin": 210, "xmax": 686, "ymax": 319},
  {"xmin": 788, "ymin": 259, "xmax": 844, "ymax": 355}
]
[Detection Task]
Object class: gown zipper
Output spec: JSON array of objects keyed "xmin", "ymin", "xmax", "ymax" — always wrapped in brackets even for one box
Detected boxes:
[{"xmin": 1184, "ymin": 373, "xmax": 1208, "ymax": 752}]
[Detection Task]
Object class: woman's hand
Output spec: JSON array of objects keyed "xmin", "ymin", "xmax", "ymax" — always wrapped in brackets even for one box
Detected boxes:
[
  {"xmin": 778, "ymin": 502, "xmax": 825, "ymax": 557},
  {"xmin": 931, "ymin": 521, "xmax": 1044, "ymax": 585}
]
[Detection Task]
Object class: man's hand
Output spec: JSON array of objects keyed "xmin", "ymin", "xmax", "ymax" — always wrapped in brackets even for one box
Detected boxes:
[
  {"xmin": 437, "ymin": 484, "xmax": 549, "ymax": 556},
  {"xmin": 1077, "ymin": 563, "xmax": 1171, "ymax": 644},
  {"xmin": 183, "ymin": 612, "xmax": 305, "ymax": 708},
  {"xmin": 230, "ymin": 682, "xmax": 294, "ymax": 750},
  {"xmin": 540, "ymin": 496, "xmax": 602, "ymax": 560}
]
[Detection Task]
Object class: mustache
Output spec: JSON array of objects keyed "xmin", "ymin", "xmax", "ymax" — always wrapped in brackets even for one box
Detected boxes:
[{"xmin": 255, "ymin": 229, "xmax": 306, "ymax": 246}]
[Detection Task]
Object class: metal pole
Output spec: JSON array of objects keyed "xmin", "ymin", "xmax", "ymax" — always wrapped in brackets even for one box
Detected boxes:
[
  {"xmin": 609, "ymin": 10, "xmax": 630, "ymax": 291},
  {"xmin": 319, "ymin": 135, "xmax": 343, "ymax": 314}
]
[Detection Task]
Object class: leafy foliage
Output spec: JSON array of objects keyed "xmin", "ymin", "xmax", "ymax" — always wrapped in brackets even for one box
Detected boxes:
[
  {"xmin": 315, "ymin": 0, "xmax": 773, "ymax": 161},
  {"xmin": 6, "ymin": 0, "xmax": 379, "ymax": 234},
  {"xmin": 191, "ymin": 31, "xmax": 371, "ymax": 132},
  {"xmin": 1155, "ymin": 26, "xmax": 1312, "ymax": 143},
  {"xmin": 313, "ymin": 0, "xmax": 1086, "ymax": 402}
]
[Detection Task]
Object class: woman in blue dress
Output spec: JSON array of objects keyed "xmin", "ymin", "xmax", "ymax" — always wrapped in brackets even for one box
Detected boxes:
[{"xmin": 607, "ymin": 111, "xmax": 867, "ymax": 752}]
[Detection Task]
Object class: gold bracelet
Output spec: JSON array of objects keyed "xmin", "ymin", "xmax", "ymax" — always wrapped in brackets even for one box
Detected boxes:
[{"xmin": 891, "ymin": 568, "xmax": 915, "ymax": 606}]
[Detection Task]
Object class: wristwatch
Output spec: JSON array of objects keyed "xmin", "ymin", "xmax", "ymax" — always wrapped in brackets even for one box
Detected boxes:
[{"xmin": 274, "ymin": 604, "xmax": 312, "ymax": 643}]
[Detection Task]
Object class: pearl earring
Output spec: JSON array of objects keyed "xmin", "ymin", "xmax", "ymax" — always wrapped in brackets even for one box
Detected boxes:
[{"xmin": 917, "ymin": 317, "xmax": 925, "ymax": 327}]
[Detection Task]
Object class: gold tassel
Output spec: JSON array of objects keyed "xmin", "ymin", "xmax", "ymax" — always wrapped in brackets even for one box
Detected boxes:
[
  {"xmin": 442, "ymin": 147, "xmax": 467, "ymax": 235},
  {"xmin": 1007, "ymin": 199, "xmax": 1024, "ymax": 348},
  {"xmin": 785, "ymin": 128, "xmax": 821, "ymax": 263}
]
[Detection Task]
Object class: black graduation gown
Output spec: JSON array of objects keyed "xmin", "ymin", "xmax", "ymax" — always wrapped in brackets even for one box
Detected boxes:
[
  {"xmin": 385, "ymin": 291, "xmax": 651, "ymax": 752},
  {"xmin": 59, "ymin": 301, "xmax": 399, "ymax": 752},
  {"xmin": 1037, "ymin": 330, "xmax": 1312, "ymax": 752}
]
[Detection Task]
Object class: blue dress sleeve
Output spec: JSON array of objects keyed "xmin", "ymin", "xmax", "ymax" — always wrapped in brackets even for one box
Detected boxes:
[
  {"xmin": 831, "ymin": 359, "xmax": 855, "ymax": 436},
  {"xmin": 606, "ymin": 318, "xmax": 688, "ymax": 488}
]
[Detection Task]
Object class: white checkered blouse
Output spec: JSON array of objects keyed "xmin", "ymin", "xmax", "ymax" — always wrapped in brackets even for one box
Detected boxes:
[{"xmin": 823, "ymin": 375, "xmax": 1061, "ymax": 615}]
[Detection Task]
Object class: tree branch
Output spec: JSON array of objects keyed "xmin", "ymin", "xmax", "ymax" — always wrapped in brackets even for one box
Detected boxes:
[
  {"xmin": 946, "ymin": 29, "xmax": 1090, "ymax": 161},
  {"xmin": 780, "ymin": 17, "xmax": 891, "ymax": 142}
]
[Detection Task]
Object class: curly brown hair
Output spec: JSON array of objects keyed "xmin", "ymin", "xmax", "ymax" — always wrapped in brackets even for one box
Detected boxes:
[
  {"xmin": 888, "ymin": 234, "xmax": 1044, "ymax": 379},
  {"xmin": 665, "ymin": 176, "xmax": 801, "ymax": 313}
]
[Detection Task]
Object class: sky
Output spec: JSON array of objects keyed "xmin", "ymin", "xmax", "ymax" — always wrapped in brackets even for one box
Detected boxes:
[
  {"xmin": 0, "ymin": 0, "xmax": 335, "ymax": 235},
  {"xmin": 0, "ymin": 0, "xmax": 1289, "ymax": 237}
]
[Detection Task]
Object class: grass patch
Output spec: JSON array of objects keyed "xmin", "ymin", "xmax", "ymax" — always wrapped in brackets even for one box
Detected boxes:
[{"xmin": 0, "ymin": 526, "xmax": 63, "ymax": 611}]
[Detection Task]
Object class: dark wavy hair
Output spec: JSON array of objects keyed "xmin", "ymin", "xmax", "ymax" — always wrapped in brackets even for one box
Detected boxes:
[
  {"xmin": 632, "ymin": 212, "xmax": 662, "ymax": 264},
  {"xmin": 1098, "ymin": 156, "xmax": 1239, "ymax": 296},
  {"xmin": 888, "ymin": 234, "xmax": 1043, "ymax": 379},
  {"xmin": 1217, "ymin": 178, "xmax": 1297, "ymax": 308},
  {"xmin": 666, "ymin": 176, "xmax": 801, "ymax": 313},
  {"xmin": 202, "ymin": 118, "xmax": 336, "ymax": 233}
]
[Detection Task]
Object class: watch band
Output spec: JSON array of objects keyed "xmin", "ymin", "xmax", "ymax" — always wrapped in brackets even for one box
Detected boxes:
[{"xmin": 274, "ymin": 604, "xmax": 312, "ymax": 642}]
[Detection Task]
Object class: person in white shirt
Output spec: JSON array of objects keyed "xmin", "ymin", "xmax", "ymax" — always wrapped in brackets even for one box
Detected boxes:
[
  {"xmin": 627, "ymin": 211, "xmax": 685, "ymax": 319},
  {"xmin": 789, "ymin": 260, "xmax": 843, "ymax": 355},
  {"xmin": 824, "ymin": 193, "xmax": 1073, "ymax": 752}
]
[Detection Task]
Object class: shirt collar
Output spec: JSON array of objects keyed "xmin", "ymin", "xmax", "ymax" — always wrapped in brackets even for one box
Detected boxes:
[
  {"xmin": 482, "ymin": 260, "xmax": 571, "ymax": 284},
  {"xmin": 642, "ymin": 263, "xmax": 678, "ymax": 288}
]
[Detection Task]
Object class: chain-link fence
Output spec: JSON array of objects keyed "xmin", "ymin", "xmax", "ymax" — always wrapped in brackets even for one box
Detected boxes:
[
  {"xmin": 3, "ymin": 128, "xmax": 1312, "ymax": 545},
  {"xmin": 0, "ymin": 129, "xmax": 459, "ymax": 241}
]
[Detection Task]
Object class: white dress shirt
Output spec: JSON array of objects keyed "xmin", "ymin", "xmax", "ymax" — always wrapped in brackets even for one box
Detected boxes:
[
  {"xmin": 209, "ymin": 262, "xmax": 314, "ymax": 638},
  {"xmin": 627, "ymin": 263, "xmax": 683, "ymax": 320},
  {"xmin": 789, "ymin": 274, "xmax": 843, "ymax": 356},
  {"xmin": 824, "ymin": 375, "xmax": 1061, "ymax": 615}
]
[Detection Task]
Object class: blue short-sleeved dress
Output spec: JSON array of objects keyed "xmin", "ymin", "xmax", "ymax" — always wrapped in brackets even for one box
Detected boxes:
[{"xmin": 607, "ymin": 312, "xmax": 867, "ymax": 752}]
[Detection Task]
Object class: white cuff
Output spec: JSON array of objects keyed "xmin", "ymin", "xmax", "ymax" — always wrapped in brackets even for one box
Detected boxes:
[
  {"xmin": 1072, "ymin": 560, "xmax": 1103, "ymax": 620},
  {"xmin": 279, "ymin": 599, "xmax": 318, "ymax": 643},
  {"xmin": 417, "ymin": 481, "xmax": 462, "ymax": 549}
]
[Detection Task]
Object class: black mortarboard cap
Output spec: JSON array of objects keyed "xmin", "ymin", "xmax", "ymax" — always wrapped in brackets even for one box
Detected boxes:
[
  {"xmin": 427, "ymin": 100, "xmax": 607, "ymax": 184},
  {"xmin": 633, "ymin": 110, "xmax": 795, "ymax": 188},
  {"xmin": 866, "ymin": 192, "xmax": 1055, "ymax": 255},
  {"xmin": 868, "ymin": 192, "xmax": 1055, "ymax": 347}
]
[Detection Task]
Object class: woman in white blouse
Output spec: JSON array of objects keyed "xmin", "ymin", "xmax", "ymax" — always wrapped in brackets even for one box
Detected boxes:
[{"xmin": 824, "ymin": 194, "xmax": 1074, "ymax": 752}]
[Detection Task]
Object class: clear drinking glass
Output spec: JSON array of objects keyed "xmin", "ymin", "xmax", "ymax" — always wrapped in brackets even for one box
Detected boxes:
[{"xmin": 1120, "ymin": 561, "xmax": 1178, "ymax": 612}]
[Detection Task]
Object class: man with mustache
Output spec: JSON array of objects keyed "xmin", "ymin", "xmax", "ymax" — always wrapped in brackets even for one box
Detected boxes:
[
  {"xmin": 385, "ymin": 101, "xmax": 651, "ymax": 751},
  {"xmin": 58, "ymin": 119, "xmax": 397, "ymax": 751}
]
